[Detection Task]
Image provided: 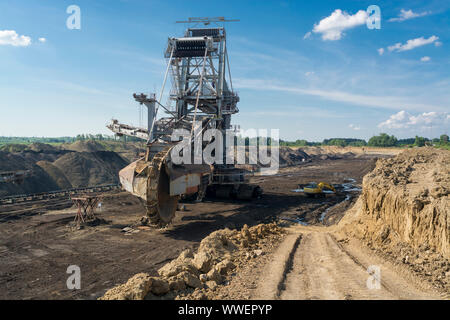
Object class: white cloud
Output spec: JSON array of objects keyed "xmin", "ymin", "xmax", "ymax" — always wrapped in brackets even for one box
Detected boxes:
[
  {"xmin": 305, "ymin": 71, "xmax": 315, "ymax": 76},
  {"xmin": 349, "ymin": 124, "xmax": 361, "ymax": 131},
  {"xmin": 387, "ymin": 35, "xmax": 439, "ymax": 52},
  {"xmin": 408, "ymin": 112, "xmax": 448, "ymax": 127},
  {"xmin": 234, "ymin": 78, "xmax": 448, "ymax": 112},
  {"xmin": 377, "ymin": 48, "xmax": 384, "ymax": 56},
  {"xmin": 388, "ymin": 9, "xmax": 431, "ymax": 22},
  {"xmin": 0, "ymin": 30, "xmax": 31, "ymax": 47},
  {"xmin": 312, "ymin": 9, "xmax": 368, "ymax": 41},
  {"xmin": 378, "ymin": 110, "xmax": 449, "ymax": 129},
  {"xmin": 303, "ymin": 31, "xmax": 312, "ymax": 39},
  {"xmin": 378, "ymin": 110, "xmax": 410, "ymax": 129},
  {"xmin": 38, "ymin": 37, "xmax": 46, "ymax": 43},
  {"xmin": 434, "ymin": 41, "xmax": 442, "ymax": 47},
  {"xmin": 420, "ymin": 56, "xmax": 431, "ymax": 62}
]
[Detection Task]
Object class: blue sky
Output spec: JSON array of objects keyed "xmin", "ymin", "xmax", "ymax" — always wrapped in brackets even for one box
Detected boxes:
[{"xmin": 0, "ymin": 0, "xmax": 449, "ymax": 141}]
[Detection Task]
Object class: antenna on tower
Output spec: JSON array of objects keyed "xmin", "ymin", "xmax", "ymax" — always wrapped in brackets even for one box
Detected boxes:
[{"xmin": 175, "ymin": 17, "xmax": 239, "ymax": 26}]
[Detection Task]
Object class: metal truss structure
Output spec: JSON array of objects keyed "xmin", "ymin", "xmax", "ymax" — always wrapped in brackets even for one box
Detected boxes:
[{"xmin": 108, "ymin": 18, "xmax": 261, "ymax": 226}]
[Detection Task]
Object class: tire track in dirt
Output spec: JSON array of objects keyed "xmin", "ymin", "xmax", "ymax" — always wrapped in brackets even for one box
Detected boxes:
[
  {"xmin": 276, "ymin": 235, "xmax": 302, "ymax": 295},
  {"xmin": 256, "ymin": 227, "xmax": 443, "ymax": 300},
  {"xmin": 331, "ymin": 234, "xmax": 448, "ymax": 300}
]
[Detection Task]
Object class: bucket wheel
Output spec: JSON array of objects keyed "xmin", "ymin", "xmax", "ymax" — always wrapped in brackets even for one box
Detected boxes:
[{"xmin": 142, "ymin": 146, "xmax": 179, "ymax": 227}]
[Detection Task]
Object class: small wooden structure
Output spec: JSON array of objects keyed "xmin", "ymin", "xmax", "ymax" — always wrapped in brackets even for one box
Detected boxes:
[{"xmin": 71, "ymin": 195, "xmax": 102, "ymax": 224}]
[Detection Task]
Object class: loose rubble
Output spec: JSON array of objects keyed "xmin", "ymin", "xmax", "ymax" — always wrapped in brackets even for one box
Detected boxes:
[{"xmin": 99, "ymin": 222, "xmax": 284, "ymax": 300}]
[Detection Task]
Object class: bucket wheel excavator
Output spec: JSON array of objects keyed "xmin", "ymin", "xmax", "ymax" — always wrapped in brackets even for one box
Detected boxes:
[{"xmin": 108, "ymin": 17, "xmax": 262, "ymax": 226}]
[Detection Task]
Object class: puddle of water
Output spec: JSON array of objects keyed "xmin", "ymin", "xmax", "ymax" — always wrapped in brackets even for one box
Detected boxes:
[
  {"xmin": 320, "ymin": 196, "xmax": 355, "ymax": 222},
  {"xmin": 320, "ymin": 178, "xmax": 358, "ymax": 222},
  {"xmin": 319, "ymin": 206, "xmax": 333, "ymax": 222},
  {"xmin": 342, "ymin": 178, "xmax": 361, "ymax": 192},
  {"xmin": 281, "ymin": 216, "xmax": 308, "ymax": 226},
  {"xmin": 342, "ymin": 183, "xmax": 361, "ymax": 192},
  {"xmin": 320, "ymin": 198, "xmax": 351, "ymax": 222},
  {"xmin": 290, "ymin": 177, "xmax": 361, "ymax": 223}
]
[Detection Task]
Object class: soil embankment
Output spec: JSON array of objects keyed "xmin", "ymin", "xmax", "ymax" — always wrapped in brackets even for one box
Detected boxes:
[
  {"xmin": 340, "ymin": 148, "xmax": 449, "ymax": 257},
  {"xmin": 0, "ymin": 141, "xmax": 132, "ymax": 197},
  {"xmin": 338, "ymin": 147, "xmax": 449, "ymax": 292}
]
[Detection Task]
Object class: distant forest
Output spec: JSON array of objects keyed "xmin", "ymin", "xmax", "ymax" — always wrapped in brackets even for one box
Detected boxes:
[
  {"xmin": 0, "ymin": 134, "xmax": 142, "ymax": 146},
  {"xmin": 1, "ymin": 133, "xmax": 449, "ymax": 150},
  {"xmin": 280, "ymin": 133, "xmax": 449, "ymax": 149}
]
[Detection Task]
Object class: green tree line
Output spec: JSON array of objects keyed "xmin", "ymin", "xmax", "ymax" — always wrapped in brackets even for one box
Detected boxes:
[
  {"xmin": 280, "ymin": 133, "xmax": 449, "ymax": 148},
  {"xmin": 0, "ymin": 133, "xmax": 143, "ymax": 146},
  {"xmin": 2, "ymin": 133, "xmax": 449, "ymax": 149}
]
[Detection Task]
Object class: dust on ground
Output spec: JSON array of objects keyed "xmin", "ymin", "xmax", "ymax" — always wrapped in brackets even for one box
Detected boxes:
[
  {"xmin": 0, "ymin": 154, "xmax": 378, "ymax": 299},
  {"xmin": 98, "ymin": 148, "xmax": 448, "ymax": 300}
]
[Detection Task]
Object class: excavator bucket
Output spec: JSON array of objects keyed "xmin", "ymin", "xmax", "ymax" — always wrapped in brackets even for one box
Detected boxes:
[{"xmin": 119, "ymin": 145, "xmax": 211, "ymax": 226}]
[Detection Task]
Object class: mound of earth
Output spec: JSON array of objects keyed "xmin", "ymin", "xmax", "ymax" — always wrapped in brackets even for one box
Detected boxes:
[
  {"xmin": 300, "ymin": 146, "xmax": 356, "ymax": 160},
  {"xmin": 61, "ymin": 140, "xmax": 145, "ymax": 163},
  {"xmin": 52, "ymin": 151, "xmax": 127, "ymax": 188},
  {"xmin": 0, "ymin": 143, "xmax": 129, "ymax": 196},
  {"xmin": 238, "ymin": 147, "xmax": 311, "ymax": 172},
  {"xmin": 339, "ymin": 147, "xmax": 449, "ymax": 289},
  {"xmin": 301, "ymin": 146, "xmax": 403, "ymax": 158},
  {"xmin": 102, "ymin": 142, "xmax": 145, "ymax": 163},
  {"xmin": 278, "ymin": 147, "xmax": 310, "ymax": 166},
  {"xmin": 27, "ymin": 142, "xmax": 59, "ymax": 153},
  {"xmin": 61, "ymin": 140, "xmax": 106, "ymax": 153},
  {"xmin": 100, "ymin": 223, "xmax": 284, "ymax": 300},
  {"xmin": 0, "ymin": 143, "xmax": 60, "ymax": 155},
  {"xmin": 0, "ymin": 144, "xmax": 29, "ymax": 153},
  {"xmin": 36, "ymin": 160, "xmax": 72, "ymax": 189},
  {"xmin": 0, "ymin": 151, "xmax": 60, "ymax": 197}
]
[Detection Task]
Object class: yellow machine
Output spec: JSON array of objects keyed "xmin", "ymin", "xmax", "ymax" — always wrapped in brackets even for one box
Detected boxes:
[{"xmin": 303, "ymin": 182, "xmax": 336, "ymax": 198}]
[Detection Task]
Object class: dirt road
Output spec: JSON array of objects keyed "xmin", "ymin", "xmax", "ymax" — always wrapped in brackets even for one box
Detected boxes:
[{"xmin": 255, "ymin": 227, "xmax": 444, "ymax": 300}]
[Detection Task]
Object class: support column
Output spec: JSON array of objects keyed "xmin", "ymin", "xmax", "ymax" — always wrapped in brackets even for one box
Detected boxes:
[{"xmin": 133, "ymin": 93, "xmax": 157, "ymax": 141}]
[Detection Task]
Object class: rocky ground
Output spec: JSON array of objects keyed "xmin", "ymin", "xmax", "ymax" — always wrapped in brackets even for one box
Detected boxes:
[
  {"xmin": 0, "ymin": 154, "xmax": 379, "ymax": 299},
  {"xmin": 4, "ymin": 147, "xmax": 445, "ymax": 300},
  {"xmin": 100, "ymin": 223, "xmax": 284, "ymax": 300},
  {"xmin": 99, "ymin": 148, "xmax": 449, "ymax": 300}
]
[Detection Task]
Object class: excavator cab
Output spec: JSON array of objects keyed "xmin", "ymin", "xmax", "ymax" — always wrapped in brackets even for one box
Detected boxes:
[{"xmin": 303, "ymin": 182, "xmax": 336, "ymax": 198}]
